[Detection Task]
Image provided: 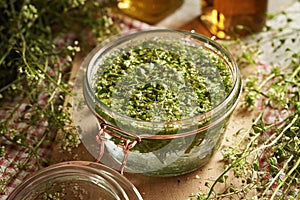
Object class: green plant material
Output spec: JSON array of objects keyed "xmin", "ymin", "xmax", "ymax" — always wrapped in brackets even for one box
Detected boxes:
[
  {"xmin": 190, "ymin": 8, "xmax": 300, "ymax": 200},
  {"xmin": 94, "ymin": 40, "xmax": 233, "ymax": 122},
  {"xmin": 191, "ymin": 65, "xmax": 300, "ymax": 199},
  {"xmin": 90, "ymin": 38, "xmax": 236, "ymax": 176},
  {"xmin": 0, "ymin": 0, "xmax": 119, "ymax": 195}
]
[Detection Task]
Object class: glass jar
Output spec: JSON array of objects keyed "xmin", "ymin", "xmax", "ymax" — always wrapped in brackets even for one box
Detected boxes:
[
  {"xmin": 117, "ymin": 0, "xmax": 183, "ymax": 24},
  {"xmin": 83, "ymin": 29, "xmax": 242, "ymax": 176},
  {"xmin": 200, "ymin": 0, "xmax": 268, "ymax": 39},
  {"xmin": 7, "ymin": 161, "xmax": 143, "ymax": 200}
]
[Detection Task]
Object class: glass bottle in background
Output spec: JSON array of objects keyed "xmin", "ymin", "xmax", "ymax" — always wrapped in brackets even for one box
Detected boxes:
[
  {"xmin": 200, "ymin": 0, "xmax": 268, "ymax": 39},
  {"xmin": 117, "ymin": 0, "xmax": 183, "ymax": 24}
]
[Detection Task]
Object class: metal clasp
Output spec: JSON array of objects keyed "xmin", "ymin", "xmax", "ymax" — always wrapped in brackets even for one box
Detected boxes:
[{"xmin": 95, "ymin": 122, "xmax": 141, "ymax": 174}]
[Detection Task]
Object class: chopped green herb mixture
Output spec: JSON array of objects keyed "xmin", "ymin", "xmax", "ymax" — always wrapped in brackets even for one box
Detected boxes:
[{"xmin": 93, "ymin": 40, "xmax": 233, "ymax": 122}]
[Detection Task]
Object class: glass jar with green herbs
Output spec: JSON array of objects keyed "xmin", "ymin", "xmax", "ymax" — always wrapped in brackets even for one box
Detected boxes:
[
  {"xmin": 83, "ymin": 30, "xmax": 242, "ymax": 176},
  {"xmin": 7, "ymin": 161, "xmax": 143, "ymax": 200}
]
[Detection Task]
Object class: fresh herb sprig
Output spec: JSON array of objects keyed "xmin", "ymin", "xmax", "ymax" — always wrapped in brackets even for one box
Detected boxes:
[
  {"xmin": 190, "ymin": 6, "xmax": 300, "ymax": 200},
  {"xmin": 0, "ymin": 0, "xmax": 119, "ymax": 195}
]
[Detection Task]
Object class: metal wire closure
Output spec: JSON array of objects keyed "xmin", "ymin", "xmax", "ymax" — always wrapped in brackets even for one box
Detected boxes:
[
  {"xmin": 119, "ymin": 139, "xmax": 139, "ymax": 175},
  {"xmin": 95, "ymin": 124, "xmax": 107, "ymax": 163},
  {"xmin": 96, "ymin": 121, "xmax": 141, "ymax": 175},
  {"xmin": 94, "ymin": 106, "xmax": 234, "ymax": 174}
]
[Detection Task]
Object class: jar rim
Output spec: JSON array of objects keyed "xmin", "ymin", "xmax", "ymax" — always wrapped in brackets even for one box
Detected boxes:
[
  {"xmin": 84, "ymin": 29, "xmax": 242, "ymax": 131},
  {"xmin": 7, "ymin": 161, "xmax": 143, "ymax": 200}
]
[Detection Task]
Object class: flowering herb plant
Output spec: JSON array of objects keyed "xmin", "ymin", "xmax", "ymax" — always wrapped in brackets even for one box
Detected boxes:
[
  {"xmin": 0, "ymin": 0, "xmax": 119, "ymax": 195},
  {"xmin": 190, "ymin": 6, "xmax": 300, "ymax": 199}
]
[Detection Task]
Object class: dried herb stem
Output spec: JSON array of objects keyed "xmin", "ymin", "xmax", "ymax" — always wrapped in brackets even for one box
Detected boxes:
[
  {"xmin": 270, "ymin": 156, "xmax": 300, "ymax": 200},
  {"xmin": 0, "ymin": 0, "xmax": 119, "ymax": 195},
  {"xmin": 263, "ymin": 154, "xmax": 294, "ymax": 197}
]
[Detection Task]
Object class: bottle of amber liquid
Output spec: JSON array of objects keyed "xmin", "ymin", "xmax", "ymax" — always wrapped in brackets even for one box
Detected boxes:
[
  {"xmin": 200, "ymin": 0, "xmax": 268, "ymax": 39},
  {"xmin": 117, "ymin": 0, "xmax": 183, "ymax": 24}
]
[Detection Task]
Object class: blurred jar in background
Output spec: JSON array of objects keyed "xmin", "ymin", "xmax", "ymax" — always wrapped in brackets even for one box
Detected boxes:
[
  {"xmin": 117, "ymin": 0, "xmax": 183, "ymax": 24},
  {"xmin": 200, "ymin": 0, "xmax": 268, "ymax": 39}
]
